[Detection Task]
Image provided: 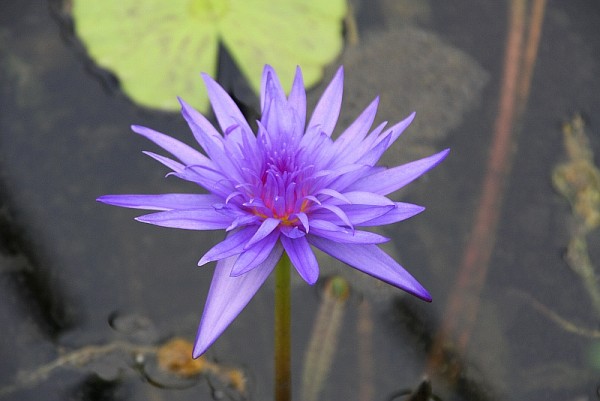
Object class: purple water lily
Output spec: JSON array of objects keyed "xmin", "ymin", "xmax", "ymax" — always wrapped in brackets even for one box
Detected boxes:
[{"xmin": 98, "ymin": 65, "xmax": 448, "ymax": 357}]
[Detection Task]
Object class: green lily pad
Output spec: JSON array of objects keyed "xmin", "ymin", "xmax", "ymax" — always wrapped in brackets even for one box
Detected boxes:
[{"xmin": 72, "ymin": 0, "xmax": 347, "ymax": 112}]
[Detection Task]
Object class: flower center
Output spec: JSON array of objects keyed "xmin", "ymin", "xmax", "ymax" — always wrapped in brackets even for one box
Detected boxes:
[{"xmin": 241, "ymin": 140, "xmax": 314, "ymax": 224}]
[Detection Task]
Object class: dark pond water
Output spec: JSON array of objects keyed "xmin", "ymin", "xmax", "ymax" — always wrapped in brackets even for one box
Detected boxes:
[{"xmin": 1, "ymin": 1, "xmax": 600, "ymax": 400}]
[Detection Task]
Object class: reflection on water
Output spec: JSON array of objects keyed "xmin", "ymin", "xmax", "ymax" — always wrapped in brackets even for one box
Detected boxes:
[{"xmin": 1, "ymin": 0, "xmax": 600, "ymax": 401}]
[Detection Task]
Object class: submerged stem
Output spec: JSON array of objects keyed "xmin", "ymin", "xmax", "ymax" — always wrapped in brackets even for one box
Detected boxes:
[{"xmin": 274, "ymin": 253, "xmax": 291, "ymax": 401}]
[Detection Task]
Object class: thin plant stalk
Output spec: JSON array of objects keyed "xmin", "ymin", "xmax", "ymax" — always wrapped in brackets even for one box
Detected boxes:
[
  {"xmin": 275, "ymin": 253, "xmax": 292, "ymax": 401},
  {"xmin": 428, "ymin": 0, "xmax": 529, "ymax": 376},
  {"xmin": 301, "ymin": 276, "xmax": 349, "ymax": 401}
]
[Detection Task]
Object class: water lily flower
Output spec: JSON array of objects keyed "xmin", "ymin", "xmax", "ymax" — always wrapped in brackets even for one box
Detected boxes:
[{"xmin": 98, "ymin": 65, "xmax": 449, "ymax": 357}]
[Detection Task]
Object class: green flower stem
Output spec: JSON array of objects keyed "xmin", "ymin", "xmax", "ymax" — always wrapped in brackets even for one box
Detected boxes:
[{"xmin": 274, "ymin": 253, "xmax": 291, "ymax": 401}]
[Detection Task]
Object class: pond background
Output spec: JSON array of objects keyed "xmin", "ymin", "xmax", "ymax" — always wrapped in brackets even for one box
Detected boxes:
[{"xmin": 2, "ymin": 1, "xmax": 600, "ymax": 400}]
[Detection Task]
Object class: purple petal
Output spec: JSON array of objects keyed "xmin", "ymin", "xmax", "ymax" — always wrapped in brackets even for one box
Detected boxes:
[
  {"xmin": 342, "ymin": 191, "xmax": 394, "ymax": 206},
  {"xmin": 376, "ymin": 112, "xmax": 415, "ymax": 150},
  {"xmin": 178, "ymin": 98, "xmax": 223, "ymax": 151},
  {"xmin": 346, "ymin": 149, "xmax": 450, "ymax": 195},
  {"xmin": 308, "ymin": 237, "xmax": 431, "ymax": 301},
  {"xmin": 193, "ymin": 243, "xmax": 283, "ymax": 357},
  {"xmin": 142, "ymin": 151, "xmax": 185, "ymax": 173},
  {"xmin": 310, "ymin": 228, "xmax": 389, "ymax": 244},
  {"xmin": 181, "ymin": 165, "xmax": 234, "ymax": 196},
  {"xmin": 244, "ymin": 217, "xmax": 281, "ymax": 249},
  {"xmin": 340, "ymin": 204, "xmax": 395, "ymax": 224},
  {"xmin": 97, "ymin": 194, "xmax": 222, "ymax": 211},
  {"xmin": 315, "ymin": 163, "xmax": 368, "ymax": 189},
  {"xmin": 261, "ymin": 77, "xmax": 297, "ymax": 142},
  {"xmin": 131, "ymin": 125, "xmax": 208, "ymax": 166},
  {"xmin": 280, "ymin": 225, "xmax": 306, "ymax": 238},
  {"xmin": 179, "ymin": 99, "xmax": 247, "ymax": 184},
  {"xmin": 260, "ymin": 65, "xmax": 285, "ymax": 113},
  {"xmin": 230, "ymin": 230, "xmax": 280, "ymax": 276},
  {"xmin": 306, "ymin": 66, "xmax": 344, "ymax": 137},
  {"xmin": 354, "ymin": 133, "xmax": 391, "ymax": 166},
  {"xmin": 201, "ymin": 73, "xmax": 253, "ymax": 135},
  {"xmin": 331, "ymin": 121, "xmax": 388, "ymax": 168},
  {"xmin": 135, "ymin": 209, "xmax": 232, "ymax": 230},
  {"xmin": 287, "ymin": 66, "xmax": 306, "ymax": 133},
  {"xmin": 360, "ymin": 203, "xmax": 425, "ymax": 226},
  {"xmin": 198, "ymin": 227, "xmax": 257, "ymax": 266},
  {"xmin": 280, "ymin": 236, "xmax": 319, "ymax": 284},
  {"xmin": 334, "ymin": 97, "xmax": 379, "ymax": 152},
  {"xmin": 310, "ymin": 204, "xmax": 394, "ymax": 225},
  {"xmin": 294, "ymin": 212, "xmax": 309, "ymax": 232},
  {"xmin": 317, "ymin": 188, "xmax": 351, "ymax": 204},
  {"xmin": 316, "ymin": 204, "xmax": 353, "ymax": 229},
  {"xmin": 309, "ymin": 220, "xmax": 389, "ymax": 244}
]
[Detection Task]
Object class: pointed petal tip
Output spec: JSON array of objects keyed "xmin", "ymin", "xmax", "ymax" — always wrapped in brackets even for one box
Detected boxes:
[
  {"xmin": 403, "ymin": 276, "xmax": 432, "ymax": 302},
  {"xmin": 130, "ymin": 124, "xmax": 143, "ymax": 133},
  {"xmin": 263, "ymin": 64, "xmax": 275, "ymax": 76},
  {"xmin": 414, "ymin": 290, "xmax": 433, "ymax": 303},
  {"xmin": 192, "ymin": 336, "xmax": 212, "ymax": 359},
  {"xmin": 192, "ymin": 348, "xmax": 204, "ymax": 359},
  {"xmin": 330, "ymin": 65, "xmax": 344, "ymax": 87},
  {"xmin": 415, "ymin": 288, "xmax": 432, "ymax": 303},
  {"xmin": 432, "ymin": 148, "xmax": 451, "ymax": 167},
  {"xmin": 401, "ymin": 272, "xmax": 432, "ymax": 302}
]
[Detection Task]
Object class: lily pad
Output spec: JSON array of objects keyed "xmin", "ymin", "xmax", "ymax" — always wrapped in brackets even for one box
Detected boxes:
[{"xmin": 72, "ymin": 0, "xmax": 347, "ymax": 112}]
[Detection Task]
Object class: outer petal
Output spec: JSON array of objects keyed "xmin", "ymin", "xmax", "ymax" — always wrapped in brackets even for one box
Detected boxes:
[
  {"xmin": 198, "ymin": 226, "xmax": 257, "ymax": 266},
  {"xmin": 193, "ymin": 243, "xmax": 283, "ymax": 357},
  {"xmin": 280, "ymin": 235, "xmax": 319, "ymax": 284},
  {"xmin": 306, "ymin": 66, "xmax": 344, "ymax": 137},
  {"xmin": 346, "ymin": 149, "xmax": 450, "ymax": 195},
  {"xmin": 333, "ymin": 97, "xmax": 379, "ymax": 153},
  {"xmin": 260, "ymin": 65, "xmax": 285, "ymax": 113},
  {"xmin": 287, "ymin": 66, "xmax": 306, "ymax": 133},
  {"xmin": 262, "ymin": 77, "xmax": 297, "ymax": 143},
  {"xmin": 308, "ymin": 236, "xmax": 432, "ymax": 301},
  {"xmin": 178, "ymin": 97, "xmax": 223, "ymax": 151},
  {"xmin": 179, "ymin": 99, "xmax": 246, "ymax": 184},
  {"xmin": 201, "ymin": 73, "xmax": 253, "ymax": 135},
  {"xmin": 135, "ymin": 209, "xmax": 232, "ymax": 230},
  {"xmin": 131, "ymin": 125, "xmax": 209, "ymax": 166},
  {"xmin": 230, "ymin": 230, "xmax": 280, "ymax": 276},
  {"xmin": 375, "ymin": 112, "xmax": 415, "ymax": 150},
  {"xmin": 244, "ymin": 217, "xmax": 281, "ymax": 249},
  {"xmin": 310, "ymin": 226, "xmax": 389, "ymax": 244},
  {"xmin": 142, "ymin": 151, "xmax": 185, "ymax": 173},
  {"xmin": 341, "ymin": 191, "xmax": 394, "ymax": 206},
  {"xmin": 310, "ymin": 204, "xmax": 394, "ymax": 225},
  {"xmin": 360, "ymin": 203, "xmax": 425, "ymax": 226},
  {"xmin": 97, "ymin": 194, "xmax": 222, "ymax": 211}
]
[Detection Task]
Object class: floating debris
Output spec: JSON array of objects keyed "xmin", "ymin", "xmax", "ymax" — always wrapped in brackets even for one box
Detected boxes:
[
  {"xmin": 552, "ymin": 114, "xmax": 600, "ymax": 316},
  {"xmin": 157, "ymin": 337, "xmax": 246, "ymax": 393},
  {"xmin": 0, "ymin": 336, "xmax": 245, "ymax": 397}
]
